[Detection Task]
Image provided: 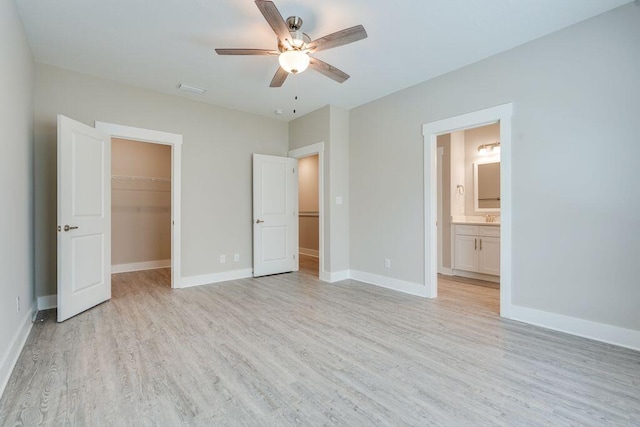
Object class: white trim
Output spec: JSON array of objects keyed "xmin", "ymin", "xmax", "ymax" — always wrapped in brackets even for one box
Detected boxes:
[
  {"xmin": 350, "ymin": 270, "xmax": 428, "ymax": 297},
  {"xmin": 179, "ymin": 268, "xmax": 253, "ymax": 289},
  {"xmin": 439, "ymin": 267, "xmax": 453, "ymax": 276},
  {"xmin": 422, "ymin": 104, "xmax": 513, "ymax": 310},
  {"xmin": 37, "ymin": 294, "xmax": 57, "ymax": 310},
  {"xmin": 319, "ymin": 270, "xmax": 350, "ymax": 283},
  {"xmin": 299, "ymin": 248, "xmax": 319, "ymax": 258},
  {"xmin": 509, "ymin": 305, "xmax": 640, "ymax": 352},
  {"xmin": 288, "ymin": 142, "xmax": 326, "ymax": 282},
  {"xmin": 451, "ymin": 270, "xmax": 500, "ymax": 283},
  {"xmin": 0, "ymin": 305, "xmax": 35, "ymax": 398},
  {"xmin": 111, "ymin": 260, "xmax": 171, "ymax": 274},
  {"xmin": 437, "ymin": 146, "xmax": 445, "ymax": 274},
  {"xmin": 95, "ymin": 122, "xmax": 182, "ymax": 289}
]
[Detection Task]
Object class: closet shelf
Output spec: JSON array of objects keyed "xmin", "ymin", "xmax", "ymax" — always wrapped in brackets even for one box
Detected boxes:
[
  {"xmin": 112, "ymin": 174, "xmax": 171, "ymax": 183},
  {"xmin": 299, "ymin": 211, "xmax": 319, "ymax": 217}
]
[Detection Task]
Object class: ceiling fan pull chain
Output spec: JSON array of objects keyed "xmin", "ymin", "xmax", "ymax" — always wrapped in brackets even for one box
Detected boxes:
[{"xmin": 293, "ymin": 77, "xmax": 298, "ymax": 114}]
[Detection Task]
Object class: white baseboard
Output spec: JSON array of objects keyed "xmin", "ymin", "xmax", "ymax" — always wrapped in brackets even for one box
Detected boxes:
[
  {"xmin": 112, "ymin": 259, "xmax": 171, "ymax": 274},
  {"xmin": 451, "ymin": 269, "xmax": 500, "ymax": 283},
  {"xmin": 349, "ymin": 270, "xmax": 428, "ymax": 297},
  {"xmin": 299, "ymin": 248, "xmax": 319, "ymax": 258},
  {"xmin": 507, "ymin": 304, "xmax": 640, "ymax": 352},
  {"xmin": 0, "ymin": 305, "xmax": 36, "ymax": 398},
  {"xmin": 438, "ymin": 267, "xmax": 453, "ymax": 275},
  {"xmin": 319, "ymin": 270, "xmax": 350, "ymax": 283},
  {"xmin": 37, "ymin": 294, "xmax": 57, "ymax": 310},
  {"xmin": 179, "ymin": 268, "xmax": 253, "ymax": 289}
]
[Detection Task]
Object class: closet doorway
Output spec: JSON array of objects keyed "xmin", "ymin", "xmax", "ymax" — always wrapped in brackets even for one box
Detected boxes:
[
  {"xmin": 289, "ymin": 142, "xmax": 325, "ymax": 279},
  {"xmin": 96, "ymin": 122, "xmax": 182, "ymax": 288},
  {"xmin": 111, "ymin": 139, "xmax": 172, "ymax": 279},
  {"xmin": 297, "ymin": 154, "xmax": 320, "ymax": 276}
]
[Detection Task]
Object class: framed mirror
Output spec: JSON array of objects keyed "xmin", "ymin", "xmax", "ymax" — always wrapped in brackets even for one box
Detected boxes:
[{"xmin": 474, "ymin": 161, "xmax": 500, "ymax": 212}]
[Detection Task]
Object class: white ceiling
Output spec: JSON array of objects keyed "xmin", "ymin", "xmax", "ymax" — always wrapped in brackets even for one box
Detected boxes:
[{"xmin": 16, "ymin": 0, "xmax": 631, "ymax": 121}]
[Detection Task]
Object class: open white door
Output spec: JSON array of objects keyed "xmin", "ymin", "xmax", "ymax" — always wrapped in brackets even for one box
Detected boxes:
[
  {"xmin": 253, "ymin": 154, "xmax": 298, "ymax": 277},
  {"xmin": 57, "ymin": 115, "xmax": 111, "ymax": 322}
]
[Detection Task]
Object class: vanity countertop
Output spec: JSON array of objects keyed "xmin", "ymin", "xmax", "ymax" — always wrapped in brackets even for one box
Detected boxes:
[{"xmin": 451, "ymin": 221, "xmax": 500, "ymax": 226}]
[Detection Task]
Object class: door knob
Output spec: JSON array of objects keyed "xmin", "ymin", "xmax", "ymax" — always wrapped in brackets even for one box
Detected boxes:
[
  {"xmin": 64, "ymin": 225, "xmax": 79, "ymax": 232},
  {"xmin": 255, "ymin": 219, "xmax": 264, "ymax": 224}
]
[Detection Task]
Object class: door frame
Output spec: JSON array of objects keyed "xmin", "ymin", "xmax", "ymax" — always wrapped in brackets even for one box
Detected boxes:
[
  {"xmin": 422, "ymin": 103, "xmax": 513, "ymax": 317},
  {"xmin": 95, "ymin": 122, "xmax": 183, "ymax": 289},
  {"xmin": 288, "ymin": 142, "xmax": 325, "ymax": 281}
]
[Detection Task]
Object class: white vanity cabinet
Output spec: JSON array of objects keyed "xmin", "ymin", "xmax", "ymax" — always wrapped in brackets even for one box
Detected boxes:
[{"xmin": 453, "ymin": 224, "xmax": 500, "ymax": 278}]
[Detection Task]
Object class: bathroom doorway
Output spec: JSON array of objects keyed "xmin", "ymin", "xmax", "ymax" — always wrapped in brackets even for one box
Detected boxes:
[{"xmin": 424, "ymin": 103, "xmax": 513, "ymax": 316}]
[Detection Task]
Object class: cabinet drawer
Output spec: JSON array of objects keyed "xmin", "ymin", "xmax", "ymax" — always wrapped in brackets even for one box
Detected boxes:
[
  {"xmin": 478, "ymin": 226, "xmax": 500, "ymax": 237},
  {"xmin": 455, "ymin": 225, "xmax": 478, "ymax": 236}
]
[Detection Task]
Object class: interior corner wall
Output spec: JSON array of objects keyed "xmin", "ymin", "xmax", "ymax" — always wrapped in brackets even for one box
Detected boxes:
[
  {"xmin": 34, "ymin": 64, "xmax": 288, "ymax": 297},
  {"xmin": 328, "ymin": 106, "xmax": 350, "ymax": 273},
  {"xmin": 0, "ymin": 0, "xmax": 35, "ymax": 394},
  {"xmin": 289, "ymin": 106, "xmax": 330, "ymax": 270},
  {"xmin": 349, "ymin": 4, "xmax": 640, "ymax": 332},
  {"xmin": 288, "ymin": 105, "xmax": 350, "ymax": 275}
]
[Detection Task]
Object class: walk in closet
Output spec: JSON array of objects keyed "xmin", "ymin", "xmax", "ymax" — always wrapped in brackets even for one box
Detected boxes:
[{"xmin": 111, "ymin": 138, "xmax": 172, "ymax": 273}]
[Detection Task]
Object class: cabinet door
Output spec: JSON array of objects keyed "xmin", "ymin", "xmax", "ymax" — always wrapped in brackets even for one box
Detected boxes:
[
  {"xmin": 478, "ymin": 236, "xmax": 500, "ymax": 275},
  {"xmin": 454, "ymin": 235, "xmax": 478, "ymax": 272}
]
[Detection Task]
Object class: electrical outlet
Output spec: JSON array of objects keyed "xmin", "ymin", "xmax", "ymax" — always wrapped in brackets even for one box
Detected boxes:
[
  {"xmin": 16, "ymin": 297, "xmax": 20, "ymax": 313},
  {"xmin": 220, "ymin": 255, "xmax": 226, "ymax": 263},
  {"xmin": 384, "ymin": 259, "xmax": 391, "ymax": 269},
  {"xmin": 234, "ymin": 253, "xmax": 239, "ymax": 262}
]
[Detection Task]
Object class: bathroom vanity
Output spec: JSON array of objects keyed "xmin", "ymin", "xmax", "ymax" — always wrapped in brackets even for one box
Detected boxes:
[{"xmin": 452, "ymin": 222, "xmax": 500, "ymax": 282}]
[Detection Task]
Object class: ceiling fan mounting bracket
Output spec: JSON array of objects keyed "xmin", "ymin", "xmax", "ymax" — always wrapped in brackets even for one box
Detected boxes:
[{"xmin": 286, "ymin": 16, "xmax": 303, "ymax": 31}]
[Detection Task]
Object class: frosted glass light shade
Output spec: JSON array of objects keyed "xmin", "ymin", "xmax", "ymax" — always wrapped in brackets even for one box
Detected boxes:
[{"xmin": 279, "ymin": 50, "xmax": 310, "ymax": 74}]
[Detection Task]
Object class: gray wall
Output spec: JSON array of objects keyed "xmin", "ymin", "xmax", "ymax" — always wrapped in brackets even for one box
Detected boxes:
[
  {"xmin": 35, "ymin": 64, "xmax": 288, "ymax": 297},
  {"xmin": 349, "ymin": 4, "xmax": 640, "ymax": 330},
  {"xmin": 0, "ymin": 0, "xmax": 35, "ymax": 385}
]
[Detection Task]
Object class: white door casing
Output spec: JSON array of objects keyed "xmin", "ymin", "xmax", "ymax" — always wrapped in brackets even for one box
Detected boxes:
[
  {"xmin": 57, "ymin": 115, "xmax": 111, "ymax": 322},
  {"xmin": 95, "ymin": 121, "xmax": 182, "ymax": 289},
  {"xmin": 423, "ymin": 103, "xmax": 512, "ymax": 315},
  {"xmin": 253, "ymin": 154, "xmax": 298, "ymax": 277}
]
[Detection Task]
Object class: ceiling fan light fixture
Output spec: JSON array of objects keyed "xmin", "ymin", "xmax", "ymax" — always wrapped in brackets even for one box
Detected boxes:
[{"xmin": 278, "ymin": 50, "xmax": 310, "ymax": 74}]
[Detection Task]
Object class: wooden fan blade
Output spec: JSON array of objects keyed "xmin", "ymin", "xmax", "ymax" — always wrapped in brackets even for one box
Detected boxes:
[
  {"xmin": 215, "ymin": 48, "xmax": 278, "ymax": 55},
  {"xmin": 270, "ymin": 67, "xmax": 289, "ymax": 87},
  {"xmin": 307, "ymin": 25, "xmax": 367, "ymax": 53},
  {"xmin": 309, "ymin": 58, "xmax": 350, "ymax": 83},
  {"xmin": 255, "ymin": 0, "xmax": 292, "ymax": 44}
]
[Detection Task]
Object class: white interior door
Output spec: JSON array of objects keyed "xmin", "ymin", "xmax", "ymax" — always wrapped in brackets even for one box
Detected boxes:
[
  {"xmin": 57, "ymin": 115, "xmax": 111, "ymax": 322},
  {"xmin": 253, "ymin": 154, "xmax": 298, "ymax": 277}
]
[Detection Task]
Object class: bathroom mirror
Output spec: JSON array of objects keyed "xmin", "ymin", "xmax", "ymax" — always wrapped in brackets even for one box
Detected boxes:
[{"xmin": 474, "ymin": 161, "xmax": 500, "ymax": 211}]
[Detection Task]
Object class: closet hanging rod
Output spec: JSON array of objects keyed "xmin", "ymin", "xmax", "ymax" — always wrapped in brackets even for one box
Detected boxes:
[{"xmin": 111, "ymin": 174, "xmax": 171, "ymax": 183}]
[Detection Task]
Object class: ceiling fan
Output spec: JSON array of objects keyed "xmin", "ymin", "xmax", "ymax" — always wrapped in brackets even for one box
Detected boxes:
[{"xmin": 215, "ymin": 0, "xmax": 368, "ymax": 87}]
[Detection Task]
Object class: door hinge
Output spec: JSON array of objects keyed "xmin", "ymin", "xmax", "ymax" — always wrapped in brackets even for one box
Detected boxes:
[
  {"xmin": 293, "ymin": 254, "xmax": 296, "ymax": 260},
  {"xmin": 292, "ymin": 168, "xmax": 295, "ymax": 173}
]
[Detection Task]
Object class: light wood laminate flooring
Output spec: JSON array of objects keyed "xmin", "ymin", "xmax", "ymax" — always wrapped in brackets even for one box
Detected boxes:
[{"xmin": 1, "ymin": 267, "xmax": 639, "ymax": 426}]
